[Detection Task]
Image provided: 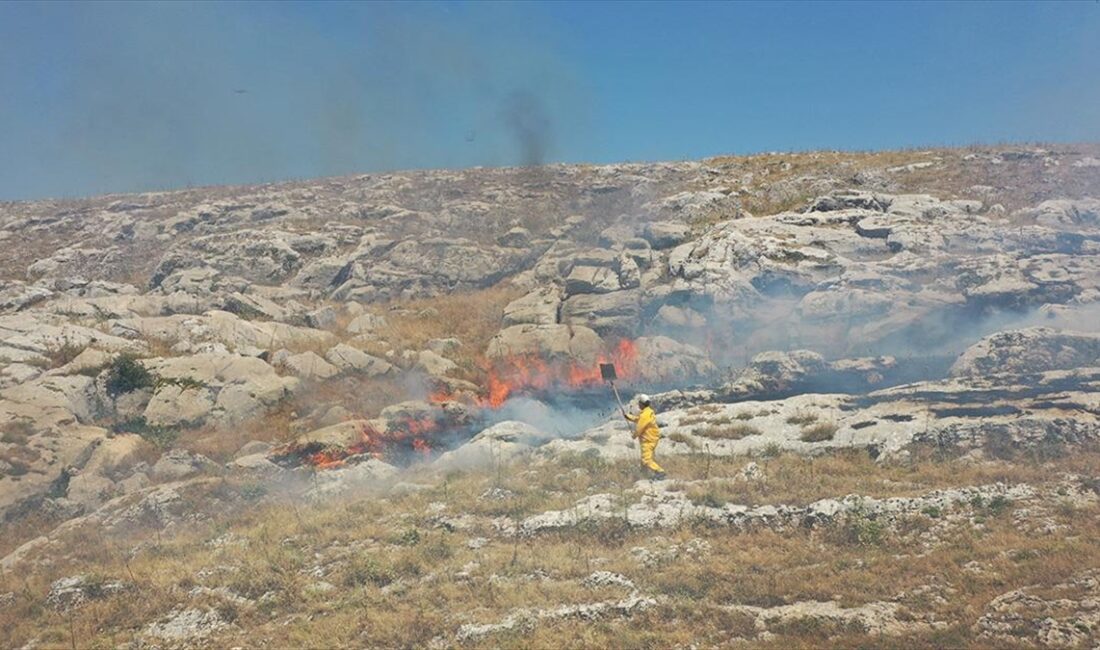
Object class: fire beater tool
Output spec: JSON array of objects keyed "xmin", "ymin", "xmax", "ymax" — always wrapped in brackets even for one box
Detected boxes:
[{"xmin": 600, "ymin": 363, "xmax": 626, "ymax": 417}]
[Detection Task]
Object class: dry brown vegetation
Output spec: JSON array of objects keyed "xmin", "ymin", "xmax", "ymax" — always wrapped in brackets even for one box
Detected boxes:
[
  {"xmin": 5, "ymin": 444, "xmax": 1096, "ymax": 647},
  {"xmin": 800, "ymin": 421, "xmax": 839, "ymax": 442},
  {"xmin": 697, "ymin": 421, "xmax": 763, "ymax": 440},
  {"xmin": 362, "ymin": 284, "xmax": 521, "ymax": 380}
]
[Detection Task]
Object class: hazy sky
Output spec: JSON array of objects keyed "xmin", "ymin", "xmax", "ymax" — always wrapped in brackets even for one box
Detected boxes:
[{"xmin": 1, "ymin": 1, "xmax": 1098, "ymax": 200}]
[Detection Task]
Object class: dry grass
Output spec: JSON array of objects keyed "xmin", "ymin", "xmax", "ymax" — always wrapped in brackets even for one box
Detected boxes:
[
  {"xmin": 786, "ymin": 409, "xmax": 819, "ymax": 426},
  {"xmin": 697, "ymin": 422, "xmax": 762, "ymax": 440},
  {"xmin": 665, "ymin": 431, "xmax": 699, "ymax": 450},
  {"xmin": 800, "ymin": 421, "xmax": 839, "ymax": 442},
  {"xmin": 356, "ymin": 284, "xmax": 521, "ymax": 382},
  {"xmin": 2, "ymin": 444, "xmax": 1100, "ymax": 647}
]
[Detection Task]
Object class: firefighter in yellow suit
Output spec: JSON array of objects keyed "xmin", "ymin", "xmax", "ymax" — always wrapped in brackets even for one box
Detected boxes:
[{"xmin": 625, "ymin": 394, "xmax": 666, "ymax": 479}]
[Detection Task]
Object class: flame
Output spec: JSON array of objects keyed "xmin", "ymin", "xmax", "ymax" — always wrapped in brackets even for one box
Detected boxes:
[
  {"xmin": 275, "ymin": 417, "xmax": 438, "ymax": 470},
  {"xmin": 470, "ymin": 337, "xmax": 639, "ymax": 409},
  {"xmin": 284, "ymin": 338, "xmax": 640, "ymax": 470}
]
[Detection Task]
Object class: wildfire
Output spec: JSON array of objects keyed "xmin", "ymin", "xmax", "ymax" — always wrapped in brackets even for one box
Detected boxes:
[
  {"xmin": 458, "ymin": 338, "xmax": 640, "ymax": 409},
  {"xmin": 273, "ymin": 418, "xmax": 437, "ymax": 470},
  {"xmin": 278, "ymin": 338, "xmax": 641, "ymax": 470}
]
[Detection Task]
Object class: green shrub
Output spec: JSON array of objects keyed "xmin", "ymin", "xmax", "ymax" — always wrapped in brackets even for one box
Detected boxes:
[
  {"xmin": 110, "ymin": 416, "xmax": 178, "ymax": 449},
  {"xmin": 104, "ymin": 354, "xmax": 155, "ymax": 397},
  {"xmin": 840, "ymin": 507, "xmax": 886, "ymax": 547},
  {"xmin": 342, "ymin": 556, "xmax": 395, "ymax": 588},
  {"xmin": 395, "ymin": 528, "xmax": 422, "ymax": 546}
]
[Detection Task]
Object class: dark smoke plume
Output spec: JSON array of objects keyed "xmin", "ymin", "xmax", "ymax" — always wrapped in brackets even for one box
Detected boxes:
[{"xmin": 499, "ymin": 89, "xmax": 552, "ymax": 167}]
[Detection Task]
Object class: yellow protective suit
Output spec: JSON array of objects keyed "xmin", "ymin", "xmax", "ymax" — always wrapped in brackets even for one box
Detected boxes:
[{"xmin": 626, "ymin": 406, "xmax": 664, "ymax": 474}]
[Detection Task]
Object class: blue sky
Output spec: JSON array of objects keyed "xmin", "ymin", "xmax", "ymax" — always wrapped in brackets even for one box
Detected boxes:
[{"xmin": 1, "ymin": 1, "xmax": 1098, "ymax": 200}]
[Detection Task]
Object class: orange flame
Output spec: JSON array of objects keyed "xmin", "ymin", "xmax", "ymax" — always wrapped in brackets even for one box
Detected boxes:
[
  {"xmin": 456, "ymin": 337, "xmax": 640, "ymax": 409},
  {"xmin": 289, "ymin": 338, "xmax": 641, "ymax": 470}
]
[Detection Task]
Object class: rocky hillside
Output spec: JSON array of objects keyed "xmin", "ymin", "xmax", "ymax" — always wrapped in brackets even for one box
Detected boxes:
[{"xmin": 1, "ymin": 145, "xmax": 1100, "ymax": 648}]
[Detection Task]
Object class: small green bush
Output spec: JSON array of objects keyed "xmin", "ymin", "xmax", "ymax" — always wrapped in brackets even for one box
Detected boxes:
[
  {"xmin": 395, "ymin": 528, "xmax": 422, "ymax": 546},
  {"xmin": 105, "ymin": 354, "xmax": 155, "ymax": 397},
  {"xmin": 342, "ymin": 556, "xmax": 395, "ymax": 588},
  {"xmin": 110, "ymin": 416, "xmax": 178, "ymax": 449}
]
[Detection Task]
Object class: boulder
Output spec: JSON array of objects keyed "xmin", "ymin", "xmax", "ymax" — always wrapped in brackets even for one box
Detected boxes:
[
  {"xmin": 291, "ymin": 256, "xmax": 351, "ymax": 290},
  {"xmin": 561, "ymin": 289, "xmax": 641, "ymax": 337},
  {"xmin": 414, "ymin": 350, "xmax": 458, "ymax": 377},
  {"xmin": 332, "ymin": 238, "xmax": 527, "ymax": 301},
  {"xmin": 150, "ymin": 449, "xmax": 219, "ymax": 482},
  {"xmin": 143, "ymin": 385, "xmax": 216, "ymax": 427},
  {"xmin": 1025, "ymin": 198, "xmax": 1100, "ymax": 230},
  {"xmin": 346, "ymin": 313, "xmax": 388, "ymax": 336},
  {"xmin": 235, "ymin": 440, "xmax": 273, "ymax": 458},
  {"xmin": 725, "ymin": 350, "xmax": 830, "ymax": 396},
  {"xmin": 139, "ymin": 353, "xmax": 299, "ymax": 427},
  {"xmin": 431, "ymin": 421, "xmax": 546, "ymax": 471},
  {"xmin": 51, "ymin": 348, "xmax": 111, "ymax": 377},
  {"xmin": 565, "ymin": 265, "xmax": 620, "ymax": 295},
  {"xmin": 211, "ymin": 374, "xmax": 299, "ymax": 424},
  {"xmin": 79, "ymin": 434, "xmax": 150, "ymax": 479},
  {"xmin": 486, "ymin": 324, "xmax": 604, "ymax": 365},
  {"xmin": 631, "ymin": 336, "xmax": 717, "ymax": 384},
  {"xmin": 109, "ymin": 311, "xmax": 334, "ymax": 353},
  {"xmin": 950, "ymin": 328, "xmax": 1100, "ymax": 377},
  {"xmin": 654, "ymin": 305, "xmax": 706, "ymax": 329},
  {"xmin": 502, "ymin": 287, "xmax": 561, "ymax": 326},
  {"xmin": 65, "ymin": 473, "xmax": 117, "ymax": 509},
  {"xmin": 324, "ymin": 344, "xmax": 394, "ymax": 377},
  {"xmin": 222, "ymin": 292, "xmax": 286, "ymax": 321},
  {"xmin": 306, "ymin": 306, "xmax": 339, "ymax": 330},
  {"xmin": 498, "ymin": 227, "xmax": 532, "ymax": 247},
  {"xmin": 617, "ymin": 254, "xmax": 641, "ymax": 289},
  {"xmin": 643, "ymin": 222, "xmax": 692, "ymax": 249},
  {"xmin": 151, "ymin": 229, "xmax": 307, "ymax": 286},
  {"xmin": 293, "ymin": 419, "xmax": 372, "ymax": 448},
  {"xmin": 306, "ymin": 459, "xmax": 398, "ymax": 498},
  {"xmin": 427, "ymin": 338, "xmax": 462, "ymax": 354},
  {"xmin": 281, "ymin": 351, "xmax": 340, "ymax": 380},
  {"xmin": 230, "ymin": 453, "xmax": 283, "ymax": 473}
]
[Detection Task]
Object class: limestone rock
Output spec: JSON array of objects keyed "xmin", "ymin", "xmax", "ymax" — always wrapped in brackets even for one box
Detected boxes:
[
  {"xmin": 431, "ymin": 421, "xmax": 546, "ymax": 472},
  {"xmin": 414, "ymin": 350, "xmax": 458, "ymax": 377},
  {"xmin": 222, "ymin": 292, "xmax": 286, "ymax": 321},
  {"xmin": 502, "ymin": 287, "xmax": 561, "ymax": 326},
  {"xmin": 486, "ymin": 324, "xmax": 604, "ymax": 365},
  {"xmin": 951, "ymin": 327, "xmax": 1100, "ymax": 377},
  {"xmin": 144, "ymin": 384, "xmax": 216, "ymax": 427},
  {"xmin": 346, "ymin": 313, "xmax": 388, "ymax": 336},
  {"xmin": 643, "ymin": 222, "xmax": 692, "ymax": 249},
  {"xmin": 306, "ymin": 306, "xmax": 338, "ymax": 330},
  {"xmin": 565, "ymin": 265, "xmax": 620, "ymax": 295},
  {"xmin": 281, "ymin": 351, "xmax": 340, "ymax": 380},
  {"xmin": 324, "ymin": 344, "xmax": 394, "ymax": 377},
  {"xmin": 150, "ymin": 449, "xmax": 220, "ymax": 482},
  {"xmin": 632, "ymin": 336, "xmax": 717, "ymax": 384},
  {"xmin": 561, "ymin": 289, "xmax": 641, "ymax": 337}
]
